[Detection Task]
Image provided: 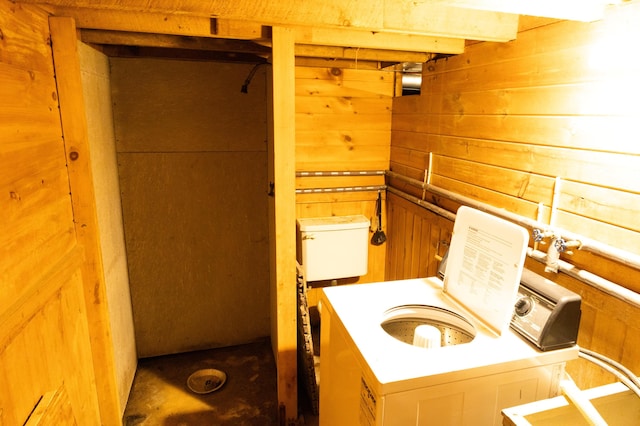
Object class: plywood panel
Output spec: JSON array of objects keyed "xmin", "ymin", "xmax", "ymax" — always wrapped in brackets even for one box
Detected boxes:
[
  {"xmin": 119, "ymin": 152, "xmax": 270, "ymax": 357},
  {"xmin": 110, "ymin": 58, "xmax": 268, "ymax": 153},
  {"xmin": 112, "ymin": 57, "xmax": 270, "ymax": 358}
]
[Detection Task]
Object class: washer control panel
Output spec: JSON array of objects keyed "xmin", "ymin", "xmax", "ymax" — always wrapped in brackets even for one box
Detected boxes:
[{"xmin": 510, "ymin": 269, "xmax": 582, "ymax": 351}]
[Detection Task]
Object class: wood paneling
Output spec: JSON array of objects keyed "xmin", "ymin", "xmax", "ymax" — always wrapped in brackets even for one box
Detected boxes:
[
  {"xmin": 111, "ymin": 58, "xmax": 271, "ymax": 358},
  {"xmin": 389, "ymin": 2, "xmax": 640, "ymax": 392},
  {"xmin": 25, "ymin": 384, "xmax": 78, "ymax": 426},
  {"xmin": 295, "ymin": 65, "xmax": 394, "ymax": 287},
  {"xmin": 1, "ymin": 3, "xmax": 103, "ymax": 424}
]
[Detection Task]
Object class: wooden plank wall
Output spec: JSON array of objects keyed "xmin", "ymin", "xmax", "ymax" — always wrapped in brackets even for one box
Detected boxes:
[
  {"xmin": 111, "ymin": 58, "xmax": 271, "ymax": 358},
  {"xmin": 0, "ymin": 2, "xmax": 102, "ymax": 424},
  {"xmin": 295, "ymin": 66, "xmax": 394, "ymax": 294},
  {"xmin": 389, "ymin": 2, "xmax": 640, "ymax": 391}
]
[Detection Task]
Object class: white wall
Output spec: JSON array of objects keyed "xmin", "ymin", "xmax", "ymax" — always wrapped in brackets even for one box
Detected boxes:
[{"xmin": 78, "ymin": 41, "xmax": 137, "ymax": 413}]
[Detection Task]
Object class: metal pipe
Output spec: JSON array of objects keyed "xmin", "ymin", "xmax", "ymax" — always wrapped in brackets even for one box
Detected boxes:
[
  {"xmin": 388, "ymin": 183, "xmax": 640, "ymax": 308},
  {"xmin": 296, "ymin": 170, "xmax": 385, "ymax": 177},
  {"xmin": 296, "ymin": 185, "xmax": 387, "ymax": 194},
  {"xmin": 387, "ymin": 187, "xmax": 456, "ymax": 221},
  {"xmin": 385, "ymin": 170, "xmax": 640, "ymax": 271},
  {"xmin": 527, "ymin": 247, "xmax": 640, "ymax": 309}
]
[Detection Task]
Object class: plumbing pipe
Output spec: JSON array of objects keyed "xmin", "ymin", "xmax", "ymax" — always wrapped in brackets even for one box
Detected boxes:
[
  {"xmin": 579, "ymin": 347, "xmax": 640, "ymax": 394},
  {"xmin": 296, "ymin": 170, "xmax": 385, "ymax": 177},
  {"xmin": 296, "ymin": 185, "xmax": 387, "ymax": 194},
  {"xmin": 386, "ymin": 187, "xmax": 456, "ymax": 221},
  {"xmin": 544, "ymin": 237, "xmax": 561, "ymax": 274},
  {"xmin": 527, "ymin": 247, "xmax": 640, "ymax": 309},
  {"xmin": 550, "ymin": 177, "xmax": 562, "ymax": 228},
  {"xmin": 385, "ymin": 170, "xmax": 640, "ymax": 272},
  {"xmin": 385, "ymin": 178, "xmax": 640, "ymax": 309}
]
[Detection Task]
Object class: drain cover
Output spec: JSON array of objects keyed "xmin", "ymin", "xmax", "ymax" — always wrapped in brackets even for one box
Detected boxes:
[{"xmin": 187, "ymin": 368, "xmax": 226, "ymax": 394}]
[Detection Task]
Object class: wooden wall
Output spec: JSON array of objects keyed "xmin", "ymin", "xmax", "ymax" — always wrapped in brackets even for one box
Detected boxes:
[
  {"xmin": 78, "ymin": 41, "xmax": 137, "ymax": 412},
  {"xmin": 389, "ymin": 2, "xmax": 640, "ymax": 391},
  {"xmin": 0, "ymin": 2, "xmax": 102, "ymax": 424},
  {"xmin": 295, "ymin": 66, "xmax": 394, "ymax": 292},
  {"xmin": 111, "ymin": 57, "xmax": 271, "ymax": 358}
]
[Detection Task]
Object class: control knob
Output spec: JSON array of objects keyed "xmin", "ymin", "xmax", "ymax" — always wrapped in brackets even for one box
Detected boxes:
[{"xmin": 514, "ymin": 296, "xmax": 534, "ymax": 317}]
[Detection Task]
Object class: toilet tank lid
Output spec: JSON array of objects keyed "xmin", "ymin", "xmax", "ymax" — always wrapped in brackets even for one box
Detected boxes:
[{"xmin": 298, "ymin": 215, "xmax": 370, "ymax": 232}]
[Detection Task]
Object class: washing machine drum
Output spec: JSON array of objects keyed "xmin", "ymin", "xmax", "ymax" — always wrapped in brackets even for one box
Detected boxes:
[{"xmin": 381, "ymin": 305, "xmax": 476, "ymax": 348}]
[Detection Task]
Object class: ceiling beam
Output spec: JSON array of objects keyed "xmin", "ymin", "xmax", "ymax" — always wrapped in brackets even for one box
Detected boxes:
[
  {"xmin": 294, "ymin": 45, "xmax": 433, "ymax": 64},
  {"xmin": 24, "ymin": 0, "xmax": 520, "ymax": 41},
  {"xmin": 80, "ymin": 29, "xmax": 271, "ymax": 56},
  {"xmin": 212, "ymin": 20, "xmax": 465, "ymax": 54},
  {"xmin": 293, "ymin": 27, "xmax": 465, "ymax": 55},
  {"xmin": 426, "ymin": 0, "xmax": 609, "ymax": 22}
]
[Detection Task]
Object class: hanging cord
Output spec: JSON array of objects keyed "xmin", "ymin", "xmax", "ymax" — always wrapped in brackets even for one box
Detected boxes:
[
  {"xmin": 240, "ymin": 62, "xmax": 269, "ymax": 94},
  {"xmin": 578, "ymin": 348, "xmax": 640, "ymax": 398}
]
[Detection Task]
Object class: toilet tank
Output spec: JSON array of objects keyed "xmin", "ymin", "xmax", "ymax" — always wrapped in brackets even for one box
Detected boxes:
[{"xmin": 297, "ymin": 215, "xmax": 370, "ymax": 282}]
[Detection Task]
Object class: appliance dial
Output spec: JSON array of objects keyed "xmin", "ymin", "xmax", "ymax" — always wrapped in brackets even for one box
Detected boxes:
[{"xmin": 515, "ymin": 296, "xmax": 534, "ymax": 317}]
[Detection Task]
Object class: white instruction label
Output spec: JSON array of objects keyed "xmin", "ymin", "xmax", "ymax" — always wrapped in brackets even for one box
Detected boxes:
[{"xmin": 444, "ymin": 206, "xmax": 528, "ymax": 334}]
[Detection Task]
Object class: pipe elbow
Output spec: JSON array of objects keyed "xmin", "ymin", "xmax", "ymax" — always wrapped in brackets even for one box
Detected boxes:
[{"xmin": 545, "ymin": 239, "xmax": 561, "ymax": 273}]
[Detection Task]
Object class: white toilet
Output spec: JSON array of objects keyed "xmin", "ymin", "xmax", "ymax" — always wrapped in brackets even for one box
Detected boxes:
[{"xmin": 297, "ymin": 215, "xmax": 370, "ymax": 282}]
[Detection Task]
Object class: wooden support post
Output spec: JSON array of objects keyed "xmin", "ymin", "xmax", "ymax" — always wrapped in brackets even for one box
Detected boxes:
[
  {"xmin": 270, "ymin": 26, "xmax": 298, "ymax": 424},
  {"xmin": 49, "ymin": 17, "xmax": 122, "ymax": 425}
]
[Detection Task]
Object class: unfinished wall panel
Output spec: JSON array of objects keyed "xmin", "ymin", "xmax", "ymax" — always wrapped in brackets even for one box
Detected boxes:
[
  {"xmin": 78, "ymin": 41, "xmax": 136, "ymax": 413},
  {"xmin": 111, "ymin": 58, "xmax": 270, "ymax": 358},
  {"xmin": 389, "ymin": 1, "xmax": 640, "ymax": 392}
]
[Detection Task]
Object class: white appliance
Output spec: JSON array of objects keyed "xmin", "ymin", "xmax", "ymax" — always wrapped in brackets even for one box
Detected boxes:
[
  {"xmin": 318, "ymin": 207, "xmax": 579, "ymax": 425},
  {"xmin": 297, "ymin": 215, "xmax": 370, "ymax": 282}
]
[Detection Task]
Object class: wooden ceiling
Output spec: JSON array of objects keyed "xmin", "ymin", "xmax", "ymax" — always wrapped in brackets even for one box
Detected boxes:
[{"xmin": 21, "ymin": 0, "xmax": 612, "ymax": 65}]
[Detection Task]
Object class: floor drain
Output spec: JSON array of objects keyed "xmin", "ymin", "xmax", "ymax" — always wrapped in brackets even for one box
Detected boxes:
[{"xmin": 187, "ymin": 368, "xmax": 227, "ymax": 394}]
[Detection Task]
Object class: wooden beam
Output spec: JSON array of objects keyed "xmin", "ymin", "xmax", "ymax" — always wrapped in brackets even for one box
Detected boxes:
[
  {"xmin": 295, "ymin": 57, "xmax": 382, "ymax": 70},
  {"xmin": 294, "ymin": 27, "xmax": 465, "ymax": 54},
  {"xmin": 26, "ymin": 1, "xmax": 519, "ymax": 41},
  {"xmin": 48, "ymin": 16, "xmax": 122, "ymax": 426},
  {"xmin": 427, "ymin": 0, "xmax": 608, "ymax": 22},
  {"xmin": 269, "ymin": 26, "xmax": 298, "ymax": 424},
  {"xmin": 296, "ymin": 44, "xmax": 433, "ymax": 63},
  {"xmin": 80, "ymin": 29, "xmax": 271, "ymax": 55}
]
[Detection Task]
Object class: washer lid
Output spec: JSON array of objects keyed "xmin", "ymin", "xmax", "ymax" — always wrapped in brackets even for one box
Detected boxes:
[{"xmin": 443, "ymin": 206, "xmax": 529, "ymax": 335}]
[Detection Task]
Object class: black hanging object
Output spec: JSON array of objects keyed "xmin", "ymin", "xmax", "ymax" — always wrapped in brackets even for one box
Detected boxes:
[{"xmin": 371, "ymin": 190, "xmax": 387, "ymax": 246}]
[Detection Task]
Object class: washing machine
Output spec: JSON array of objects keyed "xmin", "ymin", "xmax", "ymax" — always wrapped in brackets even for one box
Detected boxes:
[{"xmin": 318, "ymin": 207, "xmax": 581, "ymax": 426}]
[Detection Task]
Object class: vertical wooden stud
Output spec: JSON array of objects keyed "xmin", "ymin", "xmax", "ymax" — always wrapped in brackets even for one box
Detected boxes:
[
  {"xmin": 49, "ymin": 17, "xmax": 122, "ymax": 425},
  {"xmin": 270, "ymin": 26, "xmax": 298, "ymax": 423}
]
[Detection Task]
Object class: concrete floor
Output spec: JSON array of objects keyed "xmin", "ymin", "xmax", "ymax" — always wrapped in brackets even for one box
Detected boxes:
[{"xmin": 123, "ymin": 338, "xmax": 318, "ymax": 425}]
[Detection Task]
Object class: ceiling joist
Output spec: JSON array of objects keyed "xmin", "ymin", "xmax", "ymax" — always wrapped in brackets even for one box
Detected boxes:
[
  {"xmin": 21, "ymin": 0, "xmax": 614, "ymax": 65},
  {"xmin": 25, "ymin": 0, "xmax": 520, "ymax": 41},
  {"xmin": 80, "ymin": 29, "xmax": 271, "ymax": 56},
  {"xmin": 426, "ymin": 0, "xmax": 610, "ymax": 22}
]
